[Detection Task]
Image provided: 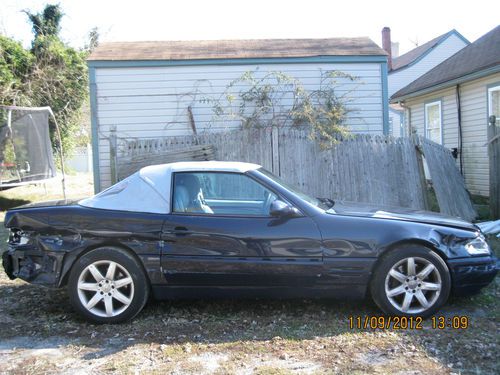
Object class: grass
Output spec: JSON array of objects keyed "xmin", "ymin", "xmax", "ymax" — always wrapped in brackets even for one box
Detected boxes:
[
  {"xmin": 471, "ymin": 194, "xmax": 493, "ymax": 221},
  {"xmin": 0, "ymin": 174, "xmax": 498, "ymax": 374}
]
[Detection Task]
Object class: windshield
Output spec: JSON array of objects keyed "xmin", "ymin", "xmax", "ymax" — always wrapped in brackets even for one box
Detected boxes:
[{"xmin": 257, "ymin": 168, "xmax": 331, "ymax": 210}]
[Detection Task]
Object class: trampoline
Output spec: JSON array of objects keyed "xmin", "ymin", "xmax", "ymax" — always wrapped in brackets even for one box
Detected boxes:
[{"xmin": 0, "ymin": 105, "xmax": 66, "ymax": 197}]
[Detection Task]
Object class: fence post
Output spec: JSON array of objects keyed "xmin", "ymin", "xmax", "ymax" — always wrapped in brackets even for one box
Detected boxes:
[
  {"xmin": 413, "ymin": 135, "xmax": 430, "ymax": 211},
  {"xmin": 271, "ymin": 126, "xmax": 280, "ymax": 175},
  {"xmin": 109, "ymin": 126, "xmax": 118, "ymax": 184}
]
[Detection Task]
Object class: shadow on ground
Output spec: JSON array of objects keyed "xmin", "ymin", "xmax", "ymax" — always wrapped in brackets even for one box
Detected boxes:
[{"xmin": 0, "ymin": 278, "xmax": 379, "ymax": 347}]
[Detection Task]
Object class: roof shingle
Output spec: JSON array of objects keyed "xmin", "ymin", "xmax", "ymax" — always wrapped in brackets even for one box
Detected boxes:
[{"xmin": 87, "ymin": 37, "xmax": 387, "ymax": 61}]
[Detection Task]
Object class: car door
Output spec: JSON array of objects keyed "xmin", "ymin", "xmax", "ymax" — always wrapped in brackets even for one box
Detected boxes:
[{"xmin": 160, "ymin": 171, "xmax": 323, "ymax": 288}]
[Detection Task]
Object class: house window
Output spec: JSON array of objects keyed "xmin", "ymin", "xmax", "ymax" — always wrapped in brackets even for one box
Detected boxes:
[
  {"xmin": 488, "ymin": 85, "xmax": 500, "ymax": 125},
  {"xmin": 425, "ymin": 101, "xmax": 442, "ymax": 144}
]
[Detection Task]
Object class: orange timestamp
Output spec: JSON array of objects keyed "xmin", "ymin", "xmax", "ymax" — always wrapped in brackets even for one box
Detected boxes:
[
  {"xmin": 348, "ymin": 315, "xmax": 469, "ymax": 330},
  {"xmin": 430, "ymin": 315, "xmax": 469, "ymax": 329}
]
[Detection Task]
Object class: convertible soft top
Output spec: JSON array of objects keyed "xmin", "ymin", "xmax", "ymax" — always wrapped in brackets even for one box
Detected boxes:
[{"xmin": 79, "ymin": 161, "xmax": 261, "ymax": 214}]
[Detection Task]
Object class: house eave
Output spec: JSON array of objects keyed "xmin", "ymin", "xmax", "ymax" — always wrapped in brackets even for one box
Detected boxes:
[
  {"xmin": 390, "ymin": 64, "xmax": 500, "ymax": 103},
  {"xmin": 87, "ymin": 55, "xmax": 388, "ymax": 68}
]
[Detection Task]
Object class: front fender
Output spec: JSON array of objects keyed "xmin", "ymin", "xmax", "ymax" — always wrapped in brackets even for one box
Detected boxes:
[{"xmin": 317, "ymin": 213, "xmax": 479, "ymax": 259}]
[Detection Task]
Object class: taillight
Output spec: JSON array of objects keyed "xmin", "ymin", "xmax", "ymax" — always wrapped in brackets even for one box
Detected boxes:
[{"xmin": 8, "ymin": 228, "xmax": 31, "ymax": 245}]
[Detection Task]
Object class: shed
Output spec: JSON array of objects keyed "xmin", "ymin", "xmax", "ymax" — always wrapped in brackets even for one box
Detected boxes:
[{"xmin": 88, "ymin": 38, "xmax": 388, "ymax": 191}]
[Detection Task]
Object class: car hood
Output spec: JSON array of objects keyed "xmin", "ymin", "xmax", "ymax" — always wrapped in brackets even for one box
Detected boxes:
[{"xmin": 327, "ymin": 201, "xmax": 477, "ymax": 231}]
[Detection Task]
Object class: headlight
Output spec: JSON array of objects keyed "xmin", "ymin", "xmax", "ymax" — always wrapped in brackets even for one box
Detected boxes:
[{"xmin": 464, "ymin": 236, "xmax": 491, "ymax": 255}]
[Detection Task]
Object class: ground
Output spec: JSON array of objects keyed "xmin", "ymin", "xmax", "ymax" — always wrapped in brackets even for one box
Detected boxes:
[{"xmin": 0, "ymin": 175, "xmax": 498, "ymax": 374}]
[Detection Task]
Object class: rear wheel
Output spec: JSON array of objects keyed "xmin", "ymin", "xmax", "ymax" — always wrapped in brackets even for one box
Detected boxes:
[
  {"xmin": 371, "ymin": 245, "xmax": 451, "ymax": 318},
  {"xmin": 68, "ymin": 247, "xmax": 149, "ymax": 324}
]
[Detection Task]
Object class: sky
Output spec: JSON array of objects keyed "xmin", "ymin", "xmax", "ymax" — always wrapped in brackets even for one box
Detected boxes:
[{"xmin": 1, "ymin": 0, "xmax": 498, "ymax": 56}]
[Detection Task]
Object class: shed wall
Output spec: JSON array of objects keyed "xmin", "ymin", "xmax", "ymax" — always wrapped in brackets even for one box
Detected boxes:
[{"xmin": 93, "ymin": 62, "xmax": 384, "ymax": 189}]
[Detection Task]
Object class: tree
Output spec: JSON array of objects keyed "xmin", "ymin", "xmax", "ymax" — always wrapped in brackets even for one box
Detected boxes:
[
  {"xmin": 0, "ymin": 4, "xmax": 90, "ymax": 155},
  {"xmin": 85, "ymin": 27, "xmax": 100, "ymax": 52},
  {"xmin": 23, "ymin": 4, "xmax": 63, "ymax": 39},
  {"xmin": 0, "ymin": 36, "xmax": 34, "ymax": 103}
]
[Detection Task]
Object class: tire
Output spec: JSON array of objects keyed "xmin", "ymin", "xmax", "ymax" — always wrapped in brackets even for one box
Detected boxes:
[
  {"xmin": 371, "ymin": 245, "xmax": 451, "ymax": 318},
  {"xmin": 68, "ymin": 247, "xmax": 149, "ymax": 324}
]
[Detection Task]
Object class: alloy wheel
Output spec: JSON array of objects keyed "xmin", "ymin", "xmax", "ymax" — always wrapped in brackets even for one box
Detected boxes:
[
  {"xmin": 77, "ymin": 260, "xmax": 135, "ymax": 317},
  {"xmin": 384, "ymin": 256, "xmax": 442, "ymax": 314}
]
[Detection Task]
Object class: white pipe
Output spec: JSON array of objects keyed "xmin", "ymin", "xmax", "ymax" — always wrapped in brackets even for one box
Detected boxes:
[
  {"xmin": 0, "ymin": 105, "xmax": 52, "ymax": 112},
  {"xmin": 46, "ymin": 107, "xmax": 67, "ymax": 200}
]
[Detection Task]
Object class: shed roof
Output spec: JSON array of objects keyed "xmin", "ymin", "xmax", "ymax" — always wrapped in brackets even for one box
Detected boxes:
[
  {"xmin": 390, "ymin": 30, "xmax": 468, "ymax": 72},
  {"xmin": 87, "ymin": 37, "xmax": 387, "ymax": 61},
  {"xmin": 392, "ymin": 25, "xmax": 500, "ymax": 101}
]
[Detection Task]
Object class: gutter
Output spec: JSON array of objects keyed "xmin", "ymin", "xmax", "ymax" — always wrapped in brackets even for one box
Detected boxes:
[{"xmin": 391, "ymin": 65, "xmax": 500, "ymax": 103}]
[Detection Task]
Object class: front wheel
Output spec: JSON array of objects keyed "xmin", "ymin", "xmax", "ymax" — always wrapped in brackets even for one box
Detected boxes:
[
  {"xmin": 68, "ymin": 247, "xmax": 149, "ymax": 324},
  {"xmin": 371, "ymin": 245, "xmax": 451, "ymax": 318}
]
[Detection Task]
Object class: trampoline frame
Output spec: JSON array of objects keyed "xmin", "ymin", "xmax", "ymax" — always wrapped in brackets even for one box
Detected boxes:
[{"xmin": 0, "ymin": 105, "xmax": 66, "ymax": 198}]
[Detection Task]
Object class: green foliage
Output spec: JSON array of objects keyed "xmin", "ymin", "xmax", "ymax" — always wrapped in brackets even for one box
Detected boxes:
[
  {"xmin": 28, "ymin": 36, "xmax": 89, "ymax": 153},
  {"xmin": 0, "ymin": 4, "xmax": 91, "ymax": 156},
  {"xmin": 204, "ymin": 69, "xmax": 358, "ymax": 148},
  {"xmin": 23, "ymin": 4, "xmax": 63, "ymax": 40},
  {"xmin": 0, "ymin": 36, "xmax": 34, "ymax": 102}
]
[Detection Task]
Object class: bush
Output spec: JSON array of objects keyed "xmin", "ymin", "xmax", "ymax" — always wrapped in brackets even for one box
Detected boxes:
[{"xmin": 204, "ymin": 69, "xmax": 358, "ymax": 148}]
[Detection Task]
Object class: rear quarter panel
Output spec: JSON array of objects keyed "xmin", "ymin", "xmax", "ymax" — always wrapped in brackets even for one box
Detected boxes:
[{"xmin": 5, "ymin": 205, "xmax": 165, "ymax": 286}]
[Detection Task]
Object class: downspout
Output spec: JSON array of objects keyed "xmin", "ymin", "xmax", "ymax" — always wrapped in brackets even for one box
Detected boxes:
[
  {"xmin": 399, "ymin": 101, "xmax": 411, "ymax": 136},
  {"xmin": 455, "ymin": 85, "xmax": 463, "ymax": 174}
]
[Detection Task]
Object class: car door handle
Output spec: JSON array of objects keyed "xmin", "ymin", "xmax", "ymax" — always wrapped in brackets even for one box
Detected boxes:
[
  {"xmin": 172, "ymin": 226, "xmax": 191, "ymax": 236},
  {"xmin": 174, "ymin": 226, "xmax": 189, "ymax": 232}
]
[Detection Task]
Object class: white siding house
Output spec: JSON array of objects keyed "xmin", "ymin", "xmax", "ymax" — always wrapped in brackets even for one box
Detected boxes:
[
  {"xmin": 386, "ymin": 30, "xmax": 469, "ymax": 136},
  {"xmin": 88, "ymin": 38, "xmax": 389, "ymax": 191},
  {"xmin": 391, "ymin": 26, "xmax": 500, "ymax": 197},
  {"xmin": 388, "ymin": 31, "xmax": 469, "ymax": 97}
]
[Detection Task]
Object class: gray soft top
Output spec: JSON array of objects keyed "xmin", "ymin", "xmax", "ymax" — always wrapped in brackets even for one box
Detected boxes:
[{"xmin": 78, "ymin": 161, "xmax": 260, "ymax": 214}]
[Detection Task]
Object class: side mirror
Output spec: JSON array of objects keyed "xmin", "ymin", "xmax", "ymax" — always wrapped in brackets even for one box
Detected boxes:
[{"xmin": 270, "ymin": 200, "xmax": 301, "ymax": 217}]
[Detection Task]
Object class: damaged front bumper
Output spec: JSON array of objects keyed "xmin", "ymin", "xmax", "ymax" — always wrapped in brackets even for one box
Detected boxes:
[
  {"xmin": 2, "ymin": 244, "xmax": 65, "ymax": 286},
  {"xmin": 448, "ymin": 255, "xmax": 499, "ymax": 296}
]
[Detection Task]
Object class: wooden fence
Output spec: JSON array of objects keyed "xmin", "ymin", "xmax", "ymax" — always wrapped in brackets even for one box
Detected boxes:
[
  {"xmin": 419, "ymin": 138, "xmax": 476, "ymax": 220},
  {"xmin": 112, "ymin": 127, "xmax": 477, "ymax": 221}
]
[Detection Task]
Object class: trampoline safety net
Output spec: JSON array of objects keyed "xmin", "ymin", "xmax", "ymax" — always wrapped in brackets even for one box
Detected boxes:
[{"xmin": 0, "ymin": 107, "xmax": 56, "ymax": 187}]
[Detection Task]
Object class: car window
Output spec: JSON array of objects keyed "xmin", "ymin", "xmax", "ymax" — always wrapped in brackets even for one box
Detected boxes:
[{"xmin": 172, "ymin": 172, "xmax": 277, "ymax": 216}]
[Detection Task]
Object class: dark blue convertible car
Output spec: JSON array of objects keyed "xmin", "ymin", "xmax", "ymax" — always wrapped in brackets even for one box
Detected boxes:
[{"xmin": 2, "ymin": 161, "xmax": 498, "ymax": 323}]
